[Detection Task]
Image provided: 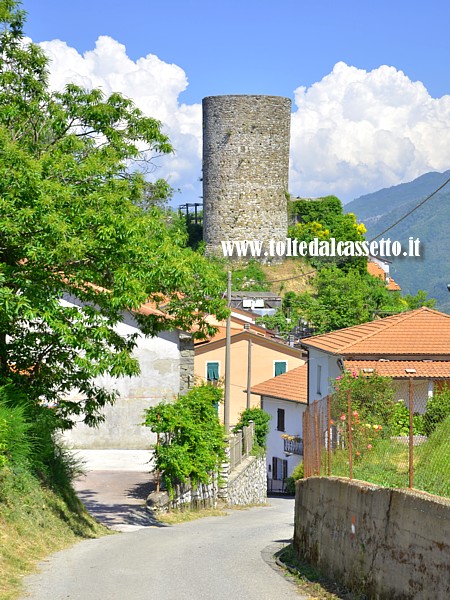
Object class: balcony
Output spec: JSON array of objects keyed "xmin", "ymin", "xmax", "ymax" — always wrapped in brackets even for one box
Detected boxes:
[{"xmin": 283, "ymin": 437, "xmax": 303, "ymax": 455}]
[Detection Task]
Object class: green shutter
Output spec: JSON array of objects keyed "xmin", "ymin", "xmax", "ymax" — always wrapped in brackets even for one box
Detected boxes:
[
  {"xmin": 275, "ymin": 361, "xmax": 286, "ymax": 376},
  {"xmin": 207, "ymin": 362, "xmax": 219, "ymax": 381}
]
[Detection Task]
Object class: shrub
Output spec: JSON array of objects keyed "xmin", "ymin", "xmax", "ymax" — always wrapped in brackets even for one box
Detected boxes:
[
  {"xmin": 291, "ymin": 461, "xmax": 304, "ymax": 480},
  {"xmin": 390, "ymin": 399, "xmax": 426, "ymax": 436},
  {"xmin": 331, "ymin": 370, "xmax": 396, "ymax": 428},
  {"xmin": 0, "ymin": 386, "xmax": 32, "ymax": 467},
  {"xmin": 285, "ymin": 462, "xmax": 304, "ymax": 494},
  {"xmin": 423, "ymin": 387, "xmax": 450, "ymax": 435},
  {"xmin": 144, "ymin": 384, "xmax": 225, "ymax": 496},
  {"xmin": 233, "ymin": 407, "xmax": 271, "ymax": 449}
]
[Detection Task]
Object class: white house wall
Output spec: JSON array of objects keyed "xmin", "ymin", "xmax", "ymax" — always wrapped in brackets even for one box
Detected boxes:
[
  {"xmin": 394, "ymin": 380, "xmax": 430, "ymax": 414},
  {"xmin": 307, "ymin": 347, "xmax": 342, "ymax": 404},
  {"xmin": 262, "ymin": 396, "xmax": 306, "ymax": 482},
  {"xmin": 62, "ymin": 302, "xmax": 183, "ymax": 449}
]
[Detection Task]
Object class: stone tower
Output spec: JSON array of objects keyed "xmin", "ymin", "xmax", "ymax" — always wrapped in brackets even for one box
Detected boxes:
[{"xmin": 202, "ymin": 95, "xmax": 291, "ymax": 257}]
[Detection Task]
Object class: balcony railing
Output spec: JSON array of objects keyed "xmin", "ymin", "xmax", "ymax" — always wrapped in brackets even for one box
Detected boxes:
[{"xmin": 283, "ymin": 438, "xmax": 303, "ymax": 455}]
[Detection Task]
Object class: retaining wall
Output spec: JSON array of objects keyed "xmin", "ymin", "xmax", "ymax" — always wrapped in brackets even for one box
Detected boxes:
[
  {"xmin": 225, "ymin": 454, "xmax": 267, "ymax": 506},
  {"xmin": 294, "ymin": 477, "xmax": 450, "ymax": 600},
  {"xmin": 147, "ymin": 454, "xmax": 267, "ymax": 512}
]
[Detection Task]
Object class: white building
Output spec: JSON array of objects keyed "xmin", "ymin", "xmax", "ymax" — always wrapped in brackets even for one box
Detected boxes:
[
  {"xmin": 62, "ymin": 296, "xmax": 193, "ymax": 449},
  {"xmin": 250, "ymin": 365, "xmax": 308, "ymax": 492},
  {"xmin": 301, "ymin": 307, "xmax": 450, "ymax": 409}
]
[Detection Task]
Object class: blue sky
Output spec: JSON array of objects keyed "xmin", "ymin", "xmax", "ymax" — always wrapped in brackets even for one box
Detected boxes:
[{"xmin": 21, "ymin": 0, "xmax": 450, "ymax": 204}]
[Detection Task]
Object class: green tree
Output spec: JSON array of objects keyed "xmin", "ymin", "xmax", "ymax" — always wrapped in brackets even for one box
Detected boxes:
[
  {"xmin": 144, "ymin": 384, "xmax": 226, "ymax": 496},
  {"xmin": 233, "ymin": 407, "xmax": 271, "ymax": 449},
  {"xmin": 290, "ymin": 266, "xmax": 395, "ymax": 333},
  {"xmin": 0, "ymin": 1, "xmax": 227, "ymax": 429}
]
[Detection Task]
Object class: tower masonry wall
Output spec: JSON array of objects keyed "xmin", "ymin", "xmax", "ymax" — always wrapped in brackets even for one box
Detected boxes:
[{"xmin": 202, "ymin": 95, "xmax": 291, "ymax": 257}]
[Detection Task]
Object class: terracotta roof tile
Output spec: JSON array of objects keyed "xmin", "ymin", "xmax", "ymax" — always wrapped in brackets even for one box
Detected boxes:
[
  {"xmin": 344, "ymin": 359, "xmax": 450, "ymax": 379},
  {"xmin": 367, "ymin": 261, "xmax": 386, "ymax": 280},
  {"xmin": 367, "ymin": 260, "xmax": 401, "ymax": 291},
  {"xmin": 250, "ymin": 364, "xmax": 308, "ymax": 403},
  {"xmin": 301, "ymin": 308, "xmax": 450, "ymax": 356},
  {"xmin": 386, "ymin": 278, "xmax": 401, "ymax": 291}
]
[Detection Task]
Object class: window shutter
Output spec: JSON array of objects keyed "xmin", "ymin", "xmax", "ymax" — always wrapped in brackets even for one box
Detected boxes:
[
  {"xmin": 207, "ymin": 362, "xmax": 219, "ymax": 381},
  {"xmin": 275, "ymin": 361, "xmax": 286, "ymax": 376},
  {"xmin": 277, "ymin": 408, "xmax": 285, "ymax": 432}
]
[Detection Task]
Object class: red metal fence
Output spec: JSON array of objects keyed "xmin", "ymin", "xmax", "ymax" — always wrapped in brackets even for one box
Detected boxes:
[{"xmin": 302, "ymin": 378, "xmax": 449, "ymax": 498}]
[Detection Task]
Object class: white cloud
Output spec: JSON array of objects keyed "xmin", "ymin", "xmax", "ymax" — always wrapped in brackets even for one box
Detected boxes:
[
  {"xmin": 290, "ymin": 62, "xmax": 450, "ymax": 201},
  {"xmin": 38, "ymin": 37, "xmax": 450, "ymax": 203},
  {"xmin": 39, "ymin": 36, "xmax": 202, "ymax": 203}
]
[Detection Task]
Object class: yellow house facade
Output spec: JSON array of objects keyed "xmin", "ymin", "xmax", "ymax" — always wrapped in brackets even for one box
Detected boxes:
[{"xmin": 195, "ymin": 328, "xmax": 306, "ymax": 426}]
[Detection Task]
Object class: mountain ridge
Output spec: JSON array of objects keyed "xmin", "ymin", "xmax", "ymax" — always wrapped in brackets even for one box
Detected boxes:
[{"xmin": 344, "ymin": 170, "xmax": 450, "ymax": 313}]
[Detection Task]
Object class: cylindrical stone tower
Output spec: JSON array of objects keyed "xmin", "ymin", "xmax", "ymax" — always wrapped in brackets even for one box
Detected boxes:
[{"xmin": 202, "ymin": 95, "xmax": 291, "ymax": 258}]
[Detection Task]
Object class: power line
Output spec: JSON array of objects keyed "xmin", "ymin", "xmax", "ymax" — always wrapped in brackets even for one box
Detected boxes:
[{"xmin": 369, "ymin": 174, "xmax": 450, "ymax": 241}]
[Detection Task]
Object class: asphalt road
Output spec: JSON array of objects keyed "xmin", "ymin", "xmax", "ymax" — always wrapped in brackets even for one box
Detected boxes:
[{"xmin": 22, "ymin": 497, "xmax": 306, "ymax": 600}]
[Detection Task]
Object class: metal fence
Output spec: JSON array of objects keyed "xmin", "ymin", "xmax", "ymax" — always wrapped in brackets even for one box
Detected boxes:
[
  {"xmin": 228, "ymin": 421, "xmax": 255, "ymax": 471},
  {"xmin": 303, "ymin": 377, "xmax": 450, "ymax": 498}
]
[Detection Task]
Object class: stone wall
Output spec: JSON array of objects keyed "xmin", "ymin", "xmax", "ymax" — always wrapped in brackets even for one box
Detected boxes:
[
  {"xmin": 202, "ymin": 95, "xmax": 291, "ymax": 258},
  {"xmin": 294, "ymin": 477, "xmax": 450, "ymax": 600},
  {"xmin": 178, "ymin": 332, "xmax": 194, "ymax": 395},
  {"xmin": 222, "ymin": 454, "xmax": 267, "ymax": 506},
  {"xmin": 148, "ymin": 454, "xmax": 267, "ymax": 512}
]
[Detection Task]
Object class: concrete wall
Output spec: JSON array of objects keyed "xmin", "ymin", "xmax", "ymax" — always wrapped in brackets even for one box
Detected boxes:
[
  {"xmin": 294, "ymin": 477, "xmax": 450, "ymax": 600},
  {"xmin": 202, "ymin": 95, "xmax": 291, "ymax": 257},
  {"xmin": 63, "ymin": 308, "xmax": 187, "ymax": 449}
]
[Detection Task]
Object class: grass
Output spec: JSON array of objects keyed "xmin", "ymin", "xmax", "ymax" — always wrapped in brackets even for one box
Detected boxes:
[
  {"xmin": 276, "ymin": 543, "xmax": 363, "ymax": 600},
  {"xmin": 0, "ymin": 465, "xmax": 110, "ymax": 600},
  {"xmin": 157, "ymin": 506, "xmax": 227, "ymax": 525},
  {"xmin": 156, "ymin": 501, "xmax": 269, "ymax": 525},
  {"xmin": 326, "ymin": 418, "xmax": 450, "ymax": 498}
]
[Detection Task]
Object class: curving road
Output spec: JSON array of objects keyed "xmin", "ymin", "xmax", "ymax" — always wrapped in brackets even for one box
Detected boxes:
[{"xmin": 22, "ymin": 497, "xmax": 307, "ymax": 600}]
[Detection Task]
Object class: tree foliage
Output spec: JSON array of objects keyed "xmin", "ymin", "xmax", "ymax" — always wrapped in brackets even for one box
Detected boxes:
[
  {"xmin": 281, "ymin": 266, "xmax": 435, "ymax": 334},
  {"xmin": 143, "ymin": 384, "xmax": 226, "ymax": 496},
  {"xmin": 233, "ymin": 407, "xmax": 271, "ymax": 449},
  {"xmin": 0, "ymin": 1, "xmax": 227, "ymax": 428},
  {"xmin": 331, "ymin": 370, "xmax": 397, "ymax": 427}
]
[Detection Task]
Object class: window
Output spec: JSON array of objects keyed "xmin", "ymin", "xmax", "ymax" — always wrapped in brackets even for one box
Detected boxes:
[
  {"xmin": 316, "ymin": 365, "xmax": 322, "ymax": 395},
  {"xmin": 206, "ymin": 361, "xmax": 219, "ymax": 382},
  {"xmin": 274, "ymin": 361, "xmax": 287, "ymax": 377},
  {"xmin": 277, "ymin": 408, "xmax": 285, "ymax": 432},
  {"xmin": 272, "ymin": 457, "xmax": 288, "ymax": 481}
]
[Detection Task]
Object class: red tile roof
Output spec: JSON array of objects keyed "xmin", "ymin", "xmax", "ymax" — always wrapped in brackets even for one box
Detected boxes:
[
  {"xmin": 301, "ymin": 308, "xmax": 450, "ymax": 356},
  {"xmin": 386, "ymin": 278, "xmax": 401, "ymax": 291},
  {"xmin": 367, "ymin": 260, "xmax": 386, "ymax": 280},
  {"xmin": 344, "ymin": 359, "xmax": 450, "ymax": 379},
  {"xmin": 250, "ymin": 364, "xmax": 308, "ymax": 403},
  {"xmin": 367, "ymin": 260, "xmax": 401, "ymax": 291}
]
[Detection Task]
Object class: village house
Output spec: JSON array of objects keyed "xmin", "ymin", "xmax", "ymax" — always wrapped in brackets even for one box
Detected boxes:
[
  {"xmin": 62, "ymin": 295, "xmax": 194, "ymax": 450},
  {"xmin": 250, "ymin": 365, "xmax": 308, "ymax": 491},
  {"xmin": 194, "ymin": 310, "xmax": 306, "ymax": 426},
  {"xmin": 367, "ymin": 256, "xmax": 401, "ymax": 291},
  {"xmin": 301, "ymin": 307, "xmax": 450, "ymax": 410}
]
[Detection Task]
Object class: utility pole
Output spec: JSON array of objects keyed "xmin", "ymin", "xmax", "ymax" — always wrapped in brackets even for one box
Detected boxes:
[
  {"xmin": 245, "ymin": 324, "xmax": 252, "ymax": 409},
  {"xmin": 224, "ymin": 271, "xmax": 232, "ymax": 432}
]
